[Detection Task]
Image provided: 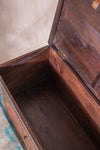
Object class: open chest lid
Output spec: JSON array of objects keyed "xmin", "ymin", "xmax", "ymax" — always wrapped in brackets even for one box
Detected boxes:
[{"xmin": 49, "ymin": 0, "xmax": 100, "ymax": 102}]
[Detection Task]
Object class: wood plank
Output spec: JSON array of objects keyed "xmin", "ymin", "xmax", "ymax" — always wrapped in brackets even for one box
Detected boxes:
[
  {"xmin": 51, "ymin": 0, "xmax": 100, "ymax": 101},
  {"xmin": 49, "ymin": 47, "xmax": 100, "ymax": 147}
]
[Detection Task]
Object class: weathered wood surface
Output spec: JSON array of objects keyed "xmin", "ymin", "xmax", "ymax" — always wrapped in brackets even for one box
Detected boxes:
[
  {"xmin": 49, "ymin": 0, "xmax": 100, "ymax": 101},
  {"xmin": 49, "ymin": 47, "xmax": 100, "ymax": 147},
  {"xmin": 0, "ymin": 46, "xmax": 99, "ymax": 149},
  {"xmin": 0, "ymin": 0, "xmax": 100, "ymax": 149},
  {"xmin": 0, "ymin": 107, "xmax": 23, "ymax": 150}
]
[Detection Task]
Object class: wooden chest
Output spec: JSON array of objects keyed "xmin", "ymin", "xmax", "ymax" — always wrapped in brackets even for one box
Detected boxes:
[{"xmin": 0, "ymin": 0, "xmax": 100, "ymax": 149}]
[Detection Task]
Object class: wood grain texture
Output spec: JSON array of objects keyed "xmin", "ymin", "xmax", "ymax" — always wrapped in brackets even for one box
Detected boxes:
[
  {"xmin": 0, "ymin": 76, "xmax": 41, "ymax": 150},
  {"xmin": 0, "ymin": 46, "xmax": 50, "ymax": 150},
  {"xmin": 48, "ymin": 0, "xmax": 64, "ymax": 44},
  {"xmin": 0, "ymin": 46, "xmax": 100, "ymax": 149},
  {"xmin": 0, "ymin": 46, "xmax": 50, "ymax": 91},
  {"xmin": 0, "ymin": 0, "xmax": 100, "ymax": 147},
  {"xmin": 12, "ymin": 76, "xmax": 98, "ymax": 150},
  {"xmin": 5, "ymin": 62, "xmax": 98, "ymax": 150},
  {"xmin": 51, "ymin": 0, "xmax": 100, "ymax": 101},
  {"xmin": 49, "ymin": 47, "xmax": 100, "ymax": 147},
  {"xmin": 0, "ymin": 107, "xmax": 23, "ymax": 150}
]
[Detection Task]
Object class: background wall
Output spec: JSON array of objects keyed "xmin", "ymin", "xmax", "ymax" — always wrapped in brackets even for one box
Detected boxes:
[{"xmin": 0, "ymin": 0, "xmax": 58, "ymax": 63}]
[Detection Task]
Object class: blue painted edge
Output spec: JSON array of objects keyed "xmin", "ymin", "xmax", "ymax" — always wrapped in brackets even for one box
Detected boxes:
[
  {"xmin": 0, "ymin": 81, "xmax": 21, "ymax": 150},
  {"xmin": 0, "ymin": 81, "xmax": 22, "ymax": 118}
]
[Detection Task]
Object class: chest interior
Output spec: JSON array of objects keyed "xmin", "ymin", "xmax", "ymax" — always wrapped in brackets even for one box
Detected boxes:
[
  {"xmin": 0, "ymin": 46, "xmax": 100, "ymax": 150},
  {"xmin": 0, "ymin": 0, "xmax": 100, "ymax": 149}
]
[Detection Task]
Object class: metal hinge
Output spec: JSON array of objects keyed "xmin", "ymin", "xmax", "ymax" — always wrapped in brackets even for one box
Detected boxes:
[
  {"xmin": 57, "ymin": 50, "xmax": 67, "ymax": 61},
  {"xmin": 51, "ymin": 44, "xmax": 67, "ymax": 61}
]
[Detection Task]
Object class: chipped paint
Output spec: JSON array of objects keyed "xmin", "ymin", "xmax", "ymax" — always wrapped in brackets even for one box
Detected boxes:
[
  {"xmin": 0, "ymin": 81, "xmax": 21, "ymax": 150},
  {"xmin": 0, "ymin": 80, "xmax": 38, "ymax": 150},
  {"xmin": 5, "ymin": 126, "xmax": 21, "ymax": 150},
  {"xmin": 0, "ymin": 82, "xmax": 4, "ymax": 106},
  {"xmin": 5, "ymin": 126, "xmax": 16, "ymax": 143},
  {"xmin": 16, "ymin": 145, "xmax": 21, "ymax": 150}
]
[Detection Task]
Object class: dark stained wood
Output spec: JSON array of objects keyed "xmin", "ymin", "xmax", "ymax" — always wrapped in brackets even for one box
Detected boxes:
[
  {"xmin": 0, "ymin": 46, "xmax": 100, "ymax": 149},
  {"xmin": 49, "ymin": 47, "xmax": 100, "ymax": 148},
  {"xmin": 0, "ymin": 0, "xmax": 100, "ymax": 149},
  {"xmin": 91, "ymin": 71, "xmax": 100, "ymax": 88},
  {"xmin": 48, "ymin": 0, "xmax": 64, "ymax": 44},
  {"xmin": 0, "ymin": 46, "xmax": 49, "ymax": 68},
  {"xmin": 0, "ymin": 76, "xmax": 42, "ymax": 150},
  {"xmin": 7, "ymin": 65, "xmax": 98, "ymax": 150},
  {"xmin": 0, "ymin": 46, "xmax": 50, "ymax": 91},
  {"xmin": 50, "ymin": 0, "xmax": 100, "ymax": 101}
]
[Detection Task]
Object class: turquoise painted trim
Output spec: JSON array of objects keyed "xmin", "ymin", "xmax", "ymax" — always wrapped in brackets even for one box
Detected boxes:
[
  {"xmin": 0, "ymin": 82, "xmax": 4, "ymax": 106},
  {"xmin": 0, "ymin": 81, "xmax": 21, "ymax": 150},
  {"xmin": 0, "ymin": 81, "xmax": 21, "ymax": 117},
  {"xmin": 5, "ymin": 126, "xmax": 21, "ymax": 150},
  {"xmin": 0, "ymin": 95, "xmax": 3, "ymax": 100},
  {"xmin": 5, "ymin": 126, "xmax": 16, "ymax": 143},
  {"xmin": 16, "ymin": 145, "xmax": 21, "ymax": 150}
]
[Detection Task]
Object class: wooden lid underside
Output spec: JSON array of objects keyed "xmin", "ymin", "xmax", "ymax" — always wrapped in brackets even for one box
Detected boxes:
[{"xmin": 49, "ymin": 0, "xmax": 100, "ymax": 102}]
